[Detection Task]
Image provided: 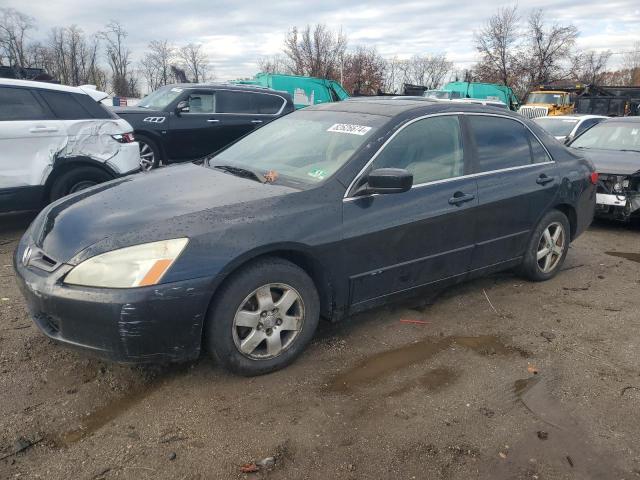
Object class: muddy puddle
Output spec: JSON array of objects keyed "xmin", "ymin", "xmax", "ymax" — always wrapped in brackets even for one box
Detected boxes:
[
  {"xmin": 328, "ymin": 335, "xmax": 528, "ymax": 393},
  {"xmin": 606, "ymin": 251, "xmax": 640, "ymax": 263}
]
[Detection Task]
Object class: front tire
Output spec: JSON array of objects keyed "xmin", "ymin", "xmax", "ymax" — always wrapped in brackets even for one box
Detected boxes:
[
  {"xmin": 519, "ymin": 209, "xmax": 570, "ymax": 281},
  {"xmin": 49, "ymin": 166, "xmax": 113, "ymax": 202},
  {"xmin": 205, "ymin": 258, "xmax": 320, "ymax": 376},
  {"xmin": 136, "ymin": 134, "xmax": 161, "ymax": 171}
]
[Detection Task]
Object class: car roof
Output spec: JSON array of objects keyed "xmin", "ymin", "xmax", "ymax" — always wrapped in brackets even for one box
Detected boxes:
[
  {"xmin": 162, "ymin": 82, "xmax": 287, "ymax": 95},
  {"xmin": 311, "ymin": 97, "xmax": 518, "ymax": 118},
  {"xmin": 0, "ymin": 78, "xmax": 90, "ymax": 95}
]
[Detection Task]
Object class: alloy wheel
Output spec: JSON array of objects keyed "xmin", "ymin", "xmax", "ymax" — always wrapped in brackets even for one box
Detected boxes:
[
  {"xmin": 536, "ymin": 222, "xmax": 565, "ymax": 273},
  {"xmin": 232, "ymin": 283, "xmax": 305, "ymax": 360},
  {"xmin": 139, "ymin": 142, "xmax": 155, "ymax": 171}
]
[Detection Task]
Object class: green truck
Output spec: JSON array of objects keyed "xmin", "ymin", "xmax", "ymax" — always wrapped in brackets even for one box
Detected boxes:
[
  {"xmin": 234, "ymin": 73, "xmax": 349, "ymax": 109},
  {"xmin": 424, "ymin": 82, "xmax": 520, "ymax": 111}
]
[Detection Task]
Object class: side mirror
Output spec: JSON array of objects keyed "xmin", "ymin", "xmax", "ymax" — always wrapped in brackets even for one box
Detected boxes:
[
  {"xmin": 365, "ymin": 168, "xmax": 413, "ymax": 194},
  {"xmin": 175, "ymin": 100, "xmax": 189, "ymax": 115}
]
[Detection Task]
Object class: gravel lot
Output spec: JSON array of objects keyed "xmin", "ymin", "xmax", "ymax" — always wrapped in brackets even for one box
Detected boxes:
[{"xmin": 1, "ymin": 212, "xmax": 639, "ymax": 480}]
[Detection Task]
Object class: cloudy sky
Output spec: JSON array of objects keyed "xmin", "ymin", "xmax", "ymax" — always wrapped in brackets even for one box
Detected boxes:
[{"xmin": 5, "ymin": 0, "xmax": 640, "ymax": 80}]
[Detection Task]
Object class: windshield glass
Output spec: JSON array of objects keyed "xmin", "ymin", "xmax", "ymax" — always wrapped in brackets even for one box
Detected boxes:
[
  {"xmin": 527, "ymin": 93, "xmax": 565, "ymax": 105},
  {"xmin": 571, "ymin": 122, "xmax": 640, "ymax": 151},
  {"xmin": 424, "ymin": 90, "xmax": 450, "ymax": 99},
  {"xmin": 534, "ymin": 118, "xmax": 578, "ymax": 136},
  {"xmin": 138, "ymin": 85, "xmax": 184, "ymax": 109},
  {"xmin": 209, "ymin": 110, "xmax": 386, "ymax": 187}
]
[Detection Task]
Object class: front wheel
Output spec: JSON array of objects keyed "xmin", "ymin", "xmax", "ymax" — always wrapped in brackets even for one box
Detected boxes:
[
  {"xmin": 519, "ymin": 209, "xmax": 570, "ymax": 281},
  {"xmin": 205, "ymin": 258, "xmax": 320, "ymax": 376}
]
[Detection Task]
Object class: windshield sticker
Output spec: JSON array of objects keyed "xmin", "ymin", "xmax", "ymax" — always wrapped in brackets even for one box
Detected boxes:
[
  {"xmin": 327, "ymin": 124, "xmax": 372, "ymax": 136},
  {"xmin": 308, "ymin": 168, "xmax": 327, "ymax": 180},
  {"xmin": 170, "ymin": 87, "xmax": 183, "ymax": 93}
]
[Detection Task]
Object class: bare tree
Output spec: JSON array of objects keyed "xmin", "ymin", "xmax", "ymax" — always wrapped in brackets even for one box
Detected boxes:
[
  {"xmin": 408, "ymin": 54, "xmax": 453, "ymax": 89},
  {"xmin": 474, "ymin": 5, "xmax": 520, "ymax": 87},
  {"xmin": 622, "ymin": 42, "xmax": 640, "ymax": 85},
  {"xmin": 100, "ymin": 21, "xmax": 135, "ymax": 96},
  {"xmin": 571, "ymin": 50, "xmax": 612, "ymax": 85},
  {"xmin": 139, "ymin": 39, "xmax": 174, "ymax": 91},
  {"xmin": 177, "ymin": 42, "xmax": 209, "ymax": 82},
  {"xmin": 257, "ymin": 54, "xmax": 290, "ymax": 75},
  {"xmin": 0, "ymin": 8, "xmax": 35, "ymax": 68},
  {"xmin": 524, "ymin": 9, "xmax": 578, "ymax": 85},
  {"xmin": 283, "ymin": 24, "xmax": 347, "ymax": 79},
  {"xmin": 341, "ymin": 46, "xmax": 386, "ymax": 94}
]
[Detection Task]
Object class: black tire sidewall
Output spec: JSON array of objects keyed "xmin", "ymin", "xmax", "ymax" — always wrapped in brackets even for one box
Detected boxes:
[
  {"xmin": 136, "ymin": 134, "xmax": 161, "ymax": 170},
  {"xmin": 49, "ymin": 166, "xmax": 113, "ymax": 202},
  {"xmin": 520, "ymin": 209, "xmax": 571, "ymax": 282},
  {"xmin": 205, "ymin": 258, "xmax": 320, "ymax": 376}
]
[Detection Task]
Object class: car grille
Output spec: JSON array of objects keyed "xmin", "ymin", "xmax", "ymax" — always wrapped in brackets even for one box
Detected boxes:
[{"xmin": 519, "ymin": 106, "xmax": 549, "ymax": 119}]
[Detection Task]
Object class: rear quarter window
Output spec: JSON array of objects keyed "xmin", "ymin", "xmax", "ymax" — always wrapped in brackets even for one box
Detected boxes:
[
  {"xmin": 38, "ymin": 90, "xmax": 101, "ymax": 120},
  {"xmin": 216, "ymin": 91, "xmax": 284, "ymax": 114},
  {"xmin": 0, "ymin": 86, "xmax": 51, "ymax": 121}
]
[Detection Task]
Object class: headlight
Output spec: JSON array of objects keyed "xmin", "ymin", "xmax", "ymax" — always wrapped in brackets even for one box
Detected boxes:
[{"xmin": 64, "ymin": 238, "xmax": 188, "ymax": 288}]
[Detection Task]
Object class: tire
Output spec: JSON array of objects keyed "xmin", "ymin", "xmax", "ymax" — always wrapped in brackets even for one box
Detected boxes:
[
  {"xmin": 136, "ymin": 134, "xmax": 161, "ymax": 171},
  {"xmin": 49, "ymin": 166, "xmax": 113, "ymax": 202},
  {"xmin": 205, "ymin": 257, "xmax": 320, "ymax": 376},
  {"xmin": 519, "ymin": 209, "xmax": 571, "ymax": 282}
]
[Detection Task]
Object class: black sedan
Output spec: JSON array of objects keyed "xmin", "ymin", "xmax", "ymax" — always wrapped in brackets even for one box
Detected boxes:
[{"xmin": 14, "ymin": 99, "xmax": 597, "ymax": 375}]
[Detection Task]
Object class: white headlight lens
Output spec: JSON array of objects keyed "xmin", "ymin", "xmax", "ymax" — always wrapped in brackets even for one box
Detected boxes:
[{"xmin": 64, "ymin": 238, "xmax": 188, "ymax": 288}]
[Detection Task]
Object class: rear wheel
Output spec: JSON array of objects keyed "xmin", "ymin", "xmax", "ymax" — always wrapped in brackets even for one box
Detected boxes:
[
  {"xmin": 205, "ymin": 258, "xmax": 320, "ymax": 376},
  {"xmin": 519, "ymin": 210, "xmax": 570, "ymax": 281},
  {"xmin": 136, "ymin": 134, "xmax": 161, "ymax": 171},
  {"xmin": 49, "ymin": 166, "xmax": 113, "ymax": 202}
]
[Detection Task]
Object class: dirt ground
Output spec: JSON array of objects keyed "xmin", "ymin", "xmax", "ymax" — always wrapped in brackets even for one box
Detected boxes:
[{"xmin": 1, "ymin": 212, "xmax": 639, "ymax": 480}]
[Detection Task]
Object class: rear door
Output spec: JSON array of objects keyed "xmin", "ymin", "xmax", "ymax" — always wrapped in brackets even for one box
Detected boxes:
[
  {"xmin": 0, "ymin": 86, "xmax": 61, "ymax": 190},
  {"xmin": 466, "ymin": 114, "xmax": 558, "ymax": 269},
  {"xmin": 342, "ymin": 114, "xmax": 478, "ymax": 307},
  {"xmin": 215, "ymin": 90, "xmax": 286, "ymax": 139}
]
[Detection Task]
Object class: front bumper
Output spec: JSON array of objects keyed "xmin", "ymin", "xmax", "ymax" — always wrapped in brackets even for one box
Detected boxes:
[{"xmin": 14, "ymin": 238, "xmax": 213, "ymax": 363}]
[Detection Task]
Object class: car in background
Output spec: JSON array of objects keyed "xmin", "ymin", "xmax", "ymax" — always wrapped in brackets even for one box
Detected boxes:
[
  {"xmin": 395, "ymin": 96, "xmax": 508, "ymax": 109},
  {"xmin": 15, "ymin": 99, "xmax": 596, "ymax": 375},
  {"xmin": 0, "ymin": 78, "xmax": 140, "ymax": 214},
  {"xmin": 568, "ymin": 117, "xmax": 640, "ymax": 221},
  {"xmin": 113, "ymin": 83, "xmax": 295, "ymax": 170},
  {"xmin": 533, "ymin": 115, "xmax": 607, "ymax": 143}
]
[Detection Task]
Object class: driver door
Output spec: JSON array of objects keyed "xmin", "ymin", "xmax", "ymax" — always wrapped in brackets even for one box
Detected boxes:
[{"xmin": 341, "ymin": 115, "xmax": 478, "ymax": 308}]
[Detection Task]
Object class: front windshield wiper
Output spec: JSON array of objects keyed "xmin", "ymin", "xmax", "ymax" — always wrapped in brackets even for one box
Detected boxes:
[
  {"xmin": 619, "ymin": 149, "xmax": 640, "ymax": 153},
  {"xmin": 213, "ymin": 165, "xmax": 265, "ymax": 183}
]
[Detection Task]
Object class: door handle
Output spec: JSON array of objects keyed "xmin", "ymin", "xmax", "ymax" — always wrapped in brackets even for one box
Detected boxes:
[
  {"xmin": 207, "ymin": 119, "xmax": 220, "ymax": 123},
  {"xmin": 536, "ymin": 174, "xmax": 555, "ymax": 185},
  {"xmin": 30, "ymin": 126, "xmax": 58, "ymax": 133},
  {"xmin": 251, "ymin": 120, "xmax": 263, "ymax": 124},
  {"xmin": 448, "ymin": 192, "xmax": 475, "ymax": 206}
]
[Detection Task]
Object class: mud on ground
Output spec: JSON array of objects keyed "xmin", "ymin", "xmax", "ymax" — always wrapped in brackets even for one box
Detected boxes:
[{"xmin": 1, "ymin": 213, "xmax": 639, "ymax": 479}]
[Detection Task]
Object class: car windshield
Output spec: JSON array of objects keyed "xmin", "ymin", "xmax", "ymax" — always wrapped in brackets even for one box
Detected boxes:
[
  {"xmin": 424, "ymin": 90, "xmax": 450, "ymax": 99},
  {"xmin": 138, "ymin": 85, "xmax": 184, "ymax": 109},
  {"xmin": 209, "ymin": 110, "xmax": 386, "ymax": 187},
  {"xmin": 571, "ymin": 122, "xmax": 640, "ymax": 151},
  {"xmin": 534, "ymin": 118, "xmax": 578, "ymax": 136},
  {"xmin": 527, "ymin": 93, "xmax": 565, "ymax": 105}
]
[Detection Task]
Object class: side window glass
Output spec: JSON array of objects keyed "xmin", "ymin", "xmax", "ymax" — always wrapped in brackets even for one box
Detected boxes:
[
  {"xmin": 74, "ymin": 94, "xmax": 115, "ymax": 119},
  {"xmin": 39, "ymin": 90, "xmax": 90, "ymax": 120},
  {"xmin": 371, "ymin": 116, "xmax": 465, "ymax": 185},
  {"xmin": 255, "ymin": 94, "xmax": 284, "ymax": 114},
  {"xmin": 216, "ymin": 91, "xmax": 260, "ymax": 114},
  {"xmin": 528, "ymin": 131, "xmax": 551, "ymax": 163},
  {"xmin": 469, "ymin": 116, "xmax": 532, "ymax": 172},
  {"xmin": 186, "ymin": 93, "xmax": 215, "ymax": 113},
  {"xmin": 0, "ymin": 87, "xmax": 50, "ymax": 121}
]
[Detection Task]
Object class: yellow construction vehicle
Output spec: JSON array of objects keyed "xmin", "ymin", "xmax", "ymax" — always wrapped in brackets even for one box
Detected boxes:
[{"xmin": 518, "ymin": 84, "xmax": 587, "ymax": 119}]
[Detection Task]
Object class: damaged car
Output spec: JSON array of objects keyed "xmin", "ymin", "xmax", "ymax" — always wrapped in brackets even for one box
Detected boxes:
[
  {"xmin": 0, "ymin": 78, "xmax": 140, "ymax": 213},
  {"xmin": 15, "ymin": 99, "xmax": 596, "ymax": 376},
  {"xmin": 568, "ymin": 117, "xmax": 640, "ymax": 221}
]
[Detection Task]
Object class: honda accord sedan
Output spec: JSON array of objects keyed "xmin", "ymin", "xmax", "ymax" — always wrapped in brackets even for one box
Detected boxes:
[{"xmin": 14, "ymin": 99, "xmax": 597, "ymax": 376}]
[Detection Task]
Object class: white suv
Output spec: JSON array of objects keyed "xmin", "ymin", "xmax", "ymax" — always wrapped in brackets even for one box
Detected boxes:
[{"xmin": 0, "ymin": 78, "xmax": 140, "ymax": 213}]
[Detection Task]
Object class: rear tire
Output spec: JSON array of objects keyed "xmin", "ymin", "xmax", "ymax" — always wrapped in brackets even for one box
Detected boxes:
[
  {"xmin": 49, "ymin": 166, "xmax": 113, "ymax": 202},
  {"xmin": 519, "ymin": 209, "xmax": 570, "ymax": 282},
  {"xmin": 136, "ymin": 134, "xmax": 161, "ymax": 171},
  {"xmin": 205, "ymin": 257, "xmax": 320, "ymax": 376}
]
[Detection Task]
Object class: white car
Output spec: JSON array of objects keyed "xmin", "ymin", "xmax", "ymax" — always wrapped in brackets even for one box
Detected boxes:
[
  {"xmin": 533, "ymin": 115, "xmax": 607, "ymax": 143},
  {"xmin": 0, "ymin": 78, "xmax": 141, "ymax": 213}
]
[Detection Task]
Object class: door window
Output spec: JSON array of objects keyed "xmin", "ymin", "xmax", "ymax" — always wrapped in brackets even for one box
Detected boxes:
[
  {"xmin": 39, "ymin": 90, "xmax": 94, "ymax": 120},
  {"xmin": 469, "ymin": 116, "xmax": 533, "ymax": 172},
  {"xmin": 0, "ymin": 87, "xmax": 50, "ymax": 121},
  {"xmin": 370, "ymin": 115, "xmax": 465, "ymax": 185},
  {"xmin": 575, "ymin": 118, "xmax": 599, "ymax": 136},
  {"xmin": 528, "ymin": 130, "xmax": 551, "ymax": 163},
  {"xmin": 185, "ymin": 93, "xmax": 215, "ymax": 113},
  {"xmin": 216, "ymin": 91, "xmax": 283, "ymax": 114}
]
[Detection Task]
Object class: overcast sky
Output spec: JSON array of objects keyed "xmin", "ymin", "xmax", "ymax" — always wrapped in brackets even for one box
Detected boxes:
[{"xmin": 5, "ymin": 0, "xmax": 640, "ymax": 80}]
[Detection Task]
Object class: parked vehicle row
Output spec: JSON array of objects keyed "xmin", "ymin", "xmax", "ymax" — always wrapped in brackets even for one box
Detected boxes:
[{"xmin": 13, "ymin": 98, "xmax": 597, "ymax": 375}]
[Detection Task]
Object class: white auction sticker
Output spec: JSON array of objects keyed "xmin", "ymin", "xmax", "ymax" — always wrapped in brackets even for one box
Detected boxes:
[{"xmin": 327, "ymin": 123, "xmax": 372, "ymax": 135}]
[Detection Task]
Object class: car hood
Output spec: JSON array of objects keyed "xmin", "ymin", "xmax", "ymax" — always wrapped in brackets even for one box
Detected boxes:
[
  {"xmin": 30, "ymin": 163, "xmax": 298, "ymax": 263},
  {"xmin": 111, "ymin": 106, "xmax": 162, "ymax": 115},
  {"xmin": 576, "ymin": 148, "xmax": 640, "ymax": 175}
]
